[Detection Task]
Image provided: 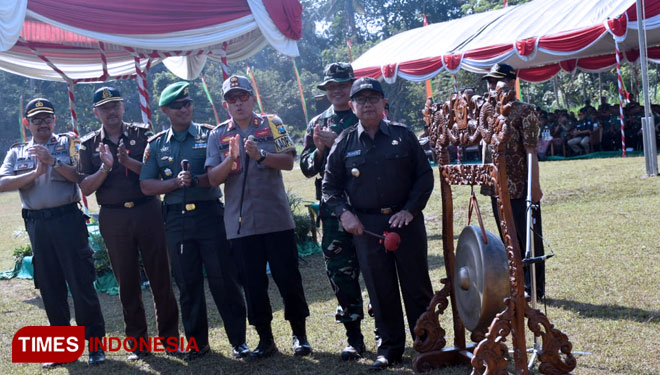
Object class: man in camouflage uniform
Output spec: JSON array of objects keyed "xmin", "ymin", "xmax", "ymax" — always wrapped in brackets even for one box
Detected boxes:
[{"xmin": 300, "ymin": 62, "xmax": 366, "ymax": 359}]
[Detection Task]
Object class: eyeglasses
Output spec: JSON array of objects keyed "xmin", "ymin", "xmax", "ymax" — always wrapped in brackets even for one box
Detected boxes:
[
  {"xmin": 352, "ymin": 96, "xmax": 382, "ymax": 105},
  {"xmin": 224, "ymin": 93, "xmax": 251, "ymax": 104},
  {"xmin": 168, "ymin": 100, "xmax": 193, "ymax": 110},
  {"xmin": 30, "ymin": 117, "xmax": 54, "ymax": 126}
]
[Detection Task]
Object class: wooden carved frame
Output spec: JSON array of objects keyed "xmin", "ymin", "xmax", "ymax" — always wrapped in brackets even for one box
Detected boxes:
[{"xmin": 412, "ymin": 88, "xmax": 576, "ymax": 374}]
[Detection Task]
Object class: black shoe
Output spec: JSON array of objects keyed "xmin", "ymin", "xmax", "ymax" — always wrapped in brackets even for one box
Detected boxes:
[
  {"xmin": 368, "ymin": 355, "xmax": 401, "ymax": 372},
  {"xmin": 128, "ymin": 349, "xmax": 151, "ymax": 361},
  {"xmin": 232, "ymin": 343, "xmax": 251, "ymax": 359},
  {"xmin": 42, "ymin": 362, "xmax": 63, "ymax": 369},
  {"xmin": 340, "ymin": 342, "xmax": 364, "ymax": 361},
  {"xmin": 166, "ymin": 348, "xmax": 185, "ymax": 357},
  {"xmin": 184, "ymin": 345, "xmax": 210, "ymax": 361},
  {"xmin": 88, "ymin": 349, "xmax": 106, "ymax": 366},
  {"xmin": 249, "ymin": 338, "xmax": 277, "ymax": 359},
  {"xmin": 292, "ymin": 335, "xmax": 312, "ymax": 356}
]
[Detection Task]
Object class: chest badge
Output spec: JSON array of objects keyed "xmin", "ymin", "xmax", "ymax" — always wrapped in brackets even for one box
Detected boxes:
[
  {"xmin": 351, "ymin": 168, "xmax": 360, "ymax": 178},
  {"xmin": 129, "ymin": 140, "xmax": 136, "ymax": 146},
  {"xmin": 392, "ymin": 139, "xmax": 399, "ymax": 146},
  {"xmin": 164, "ymin": 168, "xmax": 172, "ymax": 177}
]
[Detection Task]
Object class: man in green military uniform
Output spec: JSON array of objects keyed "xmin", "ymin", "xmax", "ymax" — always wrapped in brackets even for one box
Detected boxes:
[
  {"xmin": 0, "ymin": 98, "xmax": 106, "ymax": 368},
  {"xmin": 78, "ymin": 87, "xmax": 179, "ymax": 360},
  {"xmin": 139, "ymin": 82, "xmax": 249, "ymax": 361},
  {"xmin": 300, "ymin": 62, "xmax": 366, "ymax": 359}
]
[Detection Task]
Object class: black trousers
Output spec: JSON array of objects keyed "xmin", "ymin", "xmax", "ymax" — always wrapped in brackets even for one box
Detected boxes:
[
  {"xmin": 231, "ymin": 229, "xmax": 310, "ymax": 327},
  {"xmin": 353, "ymin": 213, "xmax": 434, "ymax": 360},
  {"xmin": 491, "ymin": 197, "xmax": 545, "ymax": 298},
  {"xmin": 99, "ymin": 197, "xmax": 179, "ymax": 342},
  {"xmin": 22, "ymin": 203, "xmax": 105, "ymax": 341},
  {"xmin": 164, "ymin": 201, "xmax": 246, "ymax": 348}
]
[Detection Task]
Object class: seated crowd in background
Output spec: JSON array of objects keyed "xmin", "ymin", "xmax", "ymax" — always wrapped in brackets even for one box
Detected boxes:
[{"xmin": 535, "ymin": 97, "xmax": 660, "ymax": 159}]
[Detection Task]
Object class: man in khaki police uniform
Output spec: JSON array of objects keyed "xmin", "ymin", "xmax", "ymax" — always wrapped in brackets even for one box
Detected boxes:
[
  {"xmin": 78, "ymin": 87, "xmax": 179, "ymax": 360},
  {"xmin": 0, "ymin": 98, "xmax": 106, "ymax": 367},
  {"xmin": 206, "ymin": 75, "xmax": 311, "ymax": 359},
  {"xmin": 140, "ymin": 82, "xmax": 248, "ymax": 361}
]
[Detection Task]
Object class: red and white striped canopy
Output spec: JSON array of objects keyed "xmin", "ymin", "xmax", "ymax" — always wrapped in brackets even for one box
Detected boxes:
[
  {"xmin": 0, "ymin": 0, "xmax": 302, "ymax": 82},
  {"xmin": 352, "ymin": 0, "xmax": 660, "ymax": 82}
]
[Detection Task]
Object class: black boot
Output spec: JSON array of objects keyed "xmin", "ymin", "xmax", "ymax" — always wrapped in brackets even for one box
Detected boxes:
[
  {"xmin": 290, "ymin": 320, "xmax": 312, "ymax": 356},
  {"xmin": 341, "ymin": 321, "xmax": 365, "ymax": 360},
  {"xmin": 250, "ymin": 324, "xmax": 277, "ymax": 359}
]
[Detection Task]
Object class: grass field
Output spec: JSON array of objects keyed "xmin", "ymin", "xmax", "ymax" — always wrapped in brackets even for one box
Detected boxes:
[{"xmin": 0, "ymin": 156, "xmax": 658, "ymax": 374}]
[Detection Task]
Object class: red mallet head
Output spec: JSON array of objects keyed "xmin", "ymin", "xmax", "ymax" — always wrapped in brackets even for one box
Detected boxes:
[{"xmin": 383, "ymin": 231, "xmax": 401, "ymax": 251}]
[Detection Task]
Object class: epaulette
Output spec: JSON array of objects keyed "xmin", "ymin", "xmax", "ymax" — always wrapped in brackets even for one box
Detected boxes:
[
  {"xmin": 200, "ymin": 123, "xmax": 216, "ymax": 130},
  {"xmin": 218, "ymin": 119, "xmax": 231, "ymax": 128},
  {"xmin": 147, "ymin": 130, "xmax": 167, "ymax": 143},
  {"xmin": 335, "ymin": 124, "xmax": 357, "ymax": 143},
  {"xmin": 79, "ymin": 130, "xmax": 98, "ymax": 144},
  {"xmin": 9, "ymin": 142, "xmax": 26, "ymax": 149}
]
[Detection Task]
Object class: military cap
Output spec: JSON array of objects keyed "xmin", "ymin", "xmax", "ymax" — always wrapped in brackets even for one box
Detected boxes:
[
  {"xmin": 222, "ymin": 75, "xmax": 253, "ymax": 98},
  {"xmin": 350, "ymin": 77, "xmax": 385, "ymax": 98},
  {"xmin": 93, "ymin": 86, "xmax": 123, "ymax": 107},
  {"xmin": 159, "ymin": 81, "xmax": 191, "ymax": 107},
  {"xmin": 317, "ymin": 62, "xmax": 355, "ymax": 90},
  {"xmin": 24, "ymin": 98, "xmax": 55, "ymax": 118},
  {"xmin": 481, "ymin": 63, "xmax": 517, "ymax": 80}
]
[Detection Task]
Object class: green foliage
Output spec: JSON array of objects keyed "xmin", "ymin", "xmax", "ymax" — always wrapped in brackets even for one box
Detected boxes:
[
  {"xmin": 88, "ymin": 231, "xmax": 112, "ymax": 274},
  {"xmin": 0, "ymin": 0, "xmax": 656, "ymax": 160},
  {"xmin": 12, "ymin": 244, "xmax": 32, "ymax": 261},
  {"xmin": 286, "ymin": 190, "xmax": 315, "ymax": 244}
]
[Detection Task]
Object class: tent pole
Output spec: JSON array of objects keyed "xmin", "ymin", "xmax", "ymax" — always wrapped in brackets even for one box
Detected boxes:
[
  {"xmin": 598, "ymin": 72, "xmax": 602, "ymax": 102},
  {"xmin": 636, "ymin": 0, "xmax": 658, "ymax": 176},
  {"xmin": 552, "ymin": 76, "xmax": 560, "ymax": 109}
]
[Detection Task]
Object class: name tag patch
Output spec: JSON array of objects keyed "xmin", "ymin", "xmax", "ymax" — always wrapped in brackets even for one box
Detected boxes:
[{"xmin": 346, "ymin": 150, "xmax": 361, "ymax": 158}]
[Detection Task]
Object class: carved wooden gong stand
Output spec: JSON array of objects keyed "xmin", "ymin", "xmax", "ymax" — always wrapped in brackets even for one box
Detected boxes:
[{"xmin": 412, "ymin": 88, "xmax": 576, "ymax": 374}]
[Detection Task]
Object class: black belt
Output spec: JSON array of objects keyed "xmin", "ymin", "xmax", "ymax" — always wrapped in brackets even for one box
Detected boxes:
[
  {"xmin": 22, "ymin": 202, "xmax": 79, "ymax": 220},
  {"xmin": 354, "ymin": 206, "xmax": 401, "ymax": 215},
  {"xmin": 165, "ymin": 200, "xmax": 220, "ymax": 214},
  {"xmin": 100, "ymin": 196, "xmax": 156, "ymax": 209}
]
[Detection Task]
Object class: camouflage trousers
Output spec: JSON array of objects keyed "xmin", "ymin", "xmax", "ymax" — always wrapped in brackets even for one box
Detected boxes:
[{"xmin": 321, "ymin": 216, "xmax": 364, "ymax": 323}]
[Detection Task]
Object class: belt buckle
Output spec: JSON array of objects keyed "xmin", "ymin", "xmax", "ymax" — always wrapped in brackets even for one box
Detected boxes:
[
  {"xmin": 185, "ymin": 203, "xmax": 196, "ymax": 211},
  {"xmin": 124, "ymin": 201, "xmax": 135, "ymax": 208},
  {"xmin": 380, "ymin": 207, "xmax": 392, "ymax": 215}
]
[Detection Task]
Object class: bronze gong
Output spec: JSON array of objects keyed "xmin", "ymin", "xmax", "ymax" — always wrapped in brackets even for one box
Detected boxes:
[{"xmin": 454, "ymin": 225, "xmax": 510, "ymax": 332}]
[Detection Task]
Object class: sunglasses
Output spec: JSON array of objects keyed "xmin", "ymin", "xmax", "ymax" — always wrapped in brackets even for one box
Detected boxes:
[
  {"xmin": 352, "ymin": 95, "xmax": 382, "ymax": 105},
  {"xmin": 168, "ymin": 99, "xmax": 193, "ymax": 110},
  {"xmin": 30, "ymin": 117, "xmax": 54, "ymax": 126},
  {"xmin": 225, "ymin": 93, "xmax": 251, "ymax": 104}
]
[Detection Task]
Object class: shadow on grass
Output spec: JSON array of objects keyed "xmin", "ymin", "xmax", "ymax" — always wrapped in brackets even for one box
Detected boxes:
[{"xmin": 545, "ymin": 298, "xmax": 660, "ymax": 323}]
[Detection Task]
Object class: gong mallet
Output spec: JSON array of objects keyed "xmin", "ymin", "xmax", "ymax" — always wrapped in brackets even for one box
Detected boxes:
[
  {"xmin": 180, "ymin": 159, "xmax": 190, "ymax": 255},
  {"xmin": 363, "ymin": 230, "xmax": 401, "ymax": 252}
]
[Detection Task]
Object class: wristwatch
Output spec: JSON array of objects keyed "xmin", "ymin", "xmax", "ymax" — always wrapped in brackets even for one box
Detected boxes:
[
  {"xmin": 257, "ymin": 149, "xmax": 267, "ymax": 163},
  {"xmin": 100, "ymin": 162, "xmax": 112, "ymax": 174},
  {"xmin": 53, "ymin": 159, "xmax": 63, "ymax": 168}
]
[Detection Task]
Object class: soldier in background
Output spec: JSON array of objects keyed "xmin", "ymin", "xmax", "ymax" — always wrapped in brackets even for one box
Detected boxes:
[
  {"xmin": 0, "ymin": 98, "xmax": 106, "ymax": 368},
  {"xmin": 300, "ymin": 62, "xmax": 367, "ymax": 360},
  {"xmin": 78, "ymin": 87, "xmax": 179, "ymax": 360}
]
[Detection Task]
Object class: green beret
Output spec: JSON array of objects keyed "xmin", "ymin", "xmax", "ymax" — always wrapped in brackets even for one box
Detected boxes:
[{"xmin": 159, "ymin": 81, "xmax": 191, "ymax": 107}]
